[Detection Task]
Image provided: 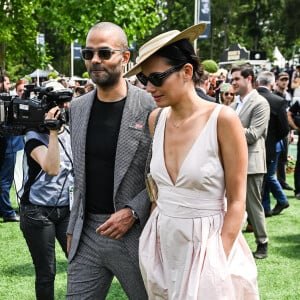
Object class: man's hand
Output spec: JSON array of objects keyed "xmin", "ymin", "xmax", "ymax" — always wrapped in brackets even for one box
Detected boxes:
[{"xmin": 95, "ymin": 208, "xmax": 136, "ymax": 240}]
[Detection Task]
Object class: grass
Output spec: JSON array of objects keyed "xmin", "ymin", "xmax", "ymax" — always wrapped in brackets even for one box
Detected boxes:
[{"xmin": 0, "ymin": 174, "xmax": 300, "ymax": 299}]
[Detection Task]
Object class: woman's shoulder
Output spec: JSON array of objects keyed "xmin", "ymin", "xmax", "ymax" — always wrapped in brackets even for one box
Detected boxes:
[
  {"xmin": 216, "ymin": 104, "xmax": 241, "ymax": 126},
  {"xmin": 148, "ymin": 107, "xmax": 166, "ymax": 136}
]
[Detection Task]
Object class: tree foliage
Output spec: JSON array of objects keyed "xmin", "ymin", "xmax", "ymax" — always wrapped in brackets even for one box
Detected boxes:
[
  {"xmin": 1, "ymin": 0, "xmax": 300, "ymax": 80},
  {"xmin": 0, "ymin": 0, "xmax": 39, "ymax": 78},
  {"xmin": 1, "ymin": 0, "xmax": 163, "ymax": 79},
  {"xmin": 198, "ymin": 0, "xmax": 299, "ymax": 64}
]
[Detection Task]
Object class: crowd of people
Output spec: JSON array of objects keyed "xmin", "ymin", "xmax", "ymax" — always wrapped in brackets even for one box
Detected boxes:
[{"xmin": 0, "ymin": 21, "xmax": 299, "ymax": 299}]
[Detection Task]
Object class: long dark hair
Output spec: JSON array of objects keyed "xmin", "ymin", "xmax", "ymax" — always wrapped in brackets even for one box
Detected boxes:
[{"xmin": 155, "ymin": 39, "xmax": 203, "ymax": 84}]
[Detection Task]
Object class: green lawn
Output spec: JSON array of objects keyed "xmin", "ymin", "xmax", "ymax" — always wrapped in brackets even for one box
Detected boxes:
[{"xmin": 0, "ymin": 174, "xmax": 299, "ymax": 299}]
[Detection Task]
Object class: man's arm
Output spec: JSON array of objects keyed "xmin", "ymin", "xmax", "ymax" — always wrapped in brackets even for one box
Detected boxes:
[{"xmin": 244, "ymin": 99, "xmax": 270, "ymax": 144}]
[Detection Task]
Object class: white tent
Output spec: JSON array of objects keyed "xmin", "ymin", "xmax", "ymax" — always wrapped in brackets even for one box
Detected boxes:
[
  {"xmin": 28, "ymin": 69, "xmax": 51, "ymax": 78},
  {"xmin": 273, "ymin": 47, "xmax": 285, "ymax": 68}
]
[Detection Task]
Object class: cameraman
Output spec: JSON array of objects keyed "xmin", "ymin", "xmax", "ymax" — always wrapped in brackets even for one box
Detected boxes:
[
  {"xmin": 20, "ymin": 102, "xmax": 73, "ymax": 300},
  {"xmin": 0, "ymin": 74, "xmax": 24, "ymax": 222}
]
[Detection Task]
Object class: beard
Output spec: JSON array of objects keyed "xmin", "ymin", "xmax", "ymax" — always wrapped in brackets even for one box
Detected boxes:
[{"xmin": 88, "ymin": 63, "xmax": 122, "ymax": 88}]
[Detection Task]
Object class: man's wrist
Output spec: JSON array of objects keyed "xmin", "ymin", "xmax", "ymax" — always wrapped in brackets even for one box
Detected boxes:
[
  {"xmin": 125, "ymin": 206, "xmax": 139, "ymax": 220},
  {"xmin": 130, "ymin": 208, "xmax": 139, "ymax": 220}
]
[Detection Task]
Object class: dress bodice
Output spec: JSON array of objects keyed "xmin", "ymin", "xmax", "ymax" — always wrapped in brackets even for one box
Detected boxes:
[{"xmin": 150, "ymin": 106, "xmax": 226, "ymax": 217}]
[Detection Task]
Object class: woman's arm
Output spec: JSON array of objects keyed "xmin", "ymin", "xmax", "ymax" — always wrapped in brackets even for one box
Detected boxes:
[
  {"xmin": 30, "ymin": 107, "xmax": 61, "ymax": 176},
  {"xmin": 218, "ymin": 106, "xmax": 248, "ymax": 257}
]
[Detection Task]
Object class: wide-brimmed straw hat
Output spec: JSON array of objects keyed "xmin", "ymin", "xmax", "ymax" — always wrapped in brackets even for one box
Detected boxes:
[{"xmin": 124, "ymin": 23, "xmax": 206, "ymax": 77}]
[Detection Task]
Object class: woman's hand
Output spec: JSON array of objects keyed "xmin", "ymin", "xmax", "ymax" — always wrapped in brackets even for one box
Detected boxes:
[{"xmin": 44, "ymin": 106, "xmax": 62, "ymax": 132}]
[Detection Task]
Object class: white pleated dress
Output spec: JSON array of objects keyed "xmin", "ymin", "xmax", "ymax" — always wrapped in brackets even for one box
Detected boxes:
[{"xmin": 139, "ymin": 106, "xmax": 259, "ymax": 300}]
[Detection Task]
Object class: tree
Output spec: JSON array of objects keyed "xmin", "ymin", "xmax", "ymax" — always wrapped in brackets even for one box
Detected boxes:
[
  {"xmin": 2, "ymin": 0, "xmax": 300, "ymax": 80},
  {"xmin": 1, "ymin": 0, "xmax": 164, "ymax": 78},
  {"xmin": 0, "ymin": 1, "xmax": 40, "ymax": 79},
  {"xmin": 37, "ymin": 0, "xmax": 164, "ymax": 75}
]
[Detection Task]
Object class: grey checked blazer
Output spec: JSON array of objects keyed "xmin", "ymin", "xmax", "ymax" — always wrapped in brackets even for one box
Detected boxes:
[{"xmin": 67, "ymin": 82, "xmax": 156, "ymax": 262}]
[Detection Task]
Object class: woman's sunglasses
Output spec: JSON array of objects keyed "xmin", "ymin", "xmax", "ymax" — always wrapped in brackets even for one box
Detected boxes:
[
  {"xmin": 136, "ymin": 63, "xmax": 185, "ymax": 87},
  {"xmin": 80, "ymin": 48, "xmax": 124, "ymax": 61},
  {"xmin": 224, "ymin": 92, "xmax": 235, "ymax": 97}
]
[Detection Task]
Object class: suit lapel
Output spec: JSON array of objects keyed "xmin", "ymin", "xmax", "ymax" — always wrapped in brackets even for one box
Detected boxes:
[
  {"xmin": 71, "ymin": 90, "xmax": 95, "ymax": 196},
  {"xmin": 113, "ymin": 85, "xmax": 146, "ymax": 198},
  {"xmin": 238, "ymin": 90, "xmax": 258, "ymax": 118}
]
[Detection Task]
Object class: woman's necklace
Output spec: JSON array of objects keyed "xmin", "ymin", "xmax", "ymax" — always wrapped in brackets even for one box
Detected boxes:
[
  {"xmin": 171, "ymin": 119, "xmax": 186, "ymax": 128},
  {"xmin": 169, "ymin": 114, "xmax": 193, "ymax": 128}
]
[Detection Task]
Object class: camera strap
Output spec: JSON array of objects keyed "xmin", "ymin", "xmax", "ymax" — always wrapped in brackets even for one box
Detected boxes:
[{"xmin": 58, "ymin": 126, "xmax": 73, "ymax": 171}]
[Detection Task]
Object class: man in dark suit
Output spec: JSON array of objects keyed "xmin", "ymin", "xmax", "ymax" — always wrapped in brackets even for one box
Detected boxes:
[
  {"xmin": 195, "ymin": 70, "xmax": 216, "ymax": 102},
  {"xmin": 66, "ymin": 22, "xmax": 156, "ymax": 299},
  {"xmin": 231, "ymin": 64, "xmax": 270, "ymax": 259},
  {"xmin": 256, "ymin": 71, "xmax": 290, "ymax": 217},
  {"xmin": 274, "ymin": 72, "xmax": 294, "ymax": 190}
]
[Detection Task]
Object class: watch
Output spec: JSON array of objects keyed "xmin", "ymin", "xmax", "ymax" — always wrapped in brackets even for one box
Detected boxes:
[{"xmin": 130, "ymin": 209, "xmax": 139, "ymax": 220}]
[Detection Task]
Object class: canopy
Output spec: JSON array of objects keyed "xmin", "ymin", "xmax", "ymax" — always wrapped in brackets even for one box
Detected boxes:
[{"xmin": 28, "ymin": 68, "xmax": 58, "ymax": 78}]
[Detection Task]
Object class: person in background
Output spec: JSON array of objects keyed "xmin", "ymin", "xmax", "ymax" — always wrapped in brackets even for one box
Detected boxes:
[
  {"xmin": 66, "ymin": 22, "xmax": 156, "ymax": 299},
  {"xmin": 125, "ymin": 24, "xmax": 258, "ymax": 299},
  {"xmin": 291, "ymin": 65, "xmax": 300, "ymax": 100},
  {"xmin": 231, "ymin": 64, "xmax": 270, "ymax": 259},
  {"xmin": 84, "ymin": 82, "xmax": 95, "ymax": 93},
  {"xmin": 0, "ymin": 74, "xmax": 24, "ymax": 222},
  {"xmin": 283, "ymin": 63, "xmax": 294, "ymax": 95},
  {"xmin": 15, "ymin": 79, "xmax": 28, "ymax": 97},
  {"xmin": 0, "ymin": 75, "xmax": 9, "ymax": 171},
  {"xmin": 219, "ymin": 82, "xmax": 235, "ymax": 105},
  {"xmin": 128, "ymin": 75, "xmax": 146, "ymax": 90},
  {"xmin": 274, "ymin": 72, "xmax": 294, "ymax": 191},
  {"xmin": 287, "ymin": 100, "xmax": 300, "ymax": 200},
  {"xmin": 58, "ymin": 78, "xmax": 68, "ymax": 88},
  {"xmin": 74, "ymin": 86, "xmax": 85, "ymax": 97},
  {"xmin": 20, "ymin": 102, "xmax": 73, "ymax": 300},
  {"xmin": 256, "ymin": 71, "xmax": 290, "ymax": 217},
  {"xmin": 195, "ymin": 70, "xmax": 216, "ymax": 102}
]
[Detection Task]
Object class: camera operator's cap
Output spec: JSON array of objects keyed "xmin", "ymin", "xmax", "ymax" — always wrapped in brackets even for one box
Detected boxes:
[
  {"xmin": 277, "ymin": 72, "xmax": 289, "ymax": 80},
  {"xmin": 124, "ymin": 23, "xmax": 206, "ymax": 77}
]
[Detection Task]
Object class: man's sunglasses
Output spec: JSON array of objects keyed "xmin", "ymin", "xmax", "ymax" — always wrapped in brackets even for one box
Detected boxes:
[
  {"xmin": 224, "ymin": 92, "xmax": 235, "ymax": 96},
  {"xmin": 136, "ymin": 63, "xmax": 185, "ymax": 87},
  {"xmin": 80, "ymin": 48, "xmax": 125, "ymax": 61}
]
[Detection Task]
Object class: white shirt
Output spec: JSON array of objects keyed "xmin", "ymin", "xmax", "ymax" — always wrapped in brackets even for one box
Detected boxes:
[{"xmin": 235, "ymin": 90, "xmax": 256, "ymax": 115}]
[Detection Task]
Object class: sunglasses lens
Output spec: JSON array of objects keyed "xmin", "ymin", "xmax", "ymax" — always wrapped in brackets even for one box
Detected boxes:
[
  {"xmin": 98, "ymin": 49, "xmax": 112, "ymax": 60},
  {"xmin": 81, "ymin": 49, "xmax": 113, "ymax": 60},
  {"xmin": 137, "ymin": 73, "xmax": 148, "ymax": 86},
  {"xmin": 81, "ymin": 49, "xmax": 93, "ymax": 60},
  {"xmin": 148, "ymin": 75, "xmax": 163, "ymax": 87},
  {"xmin": 137, "ymin": 64, "xmax": 184, "ymax": 87}
]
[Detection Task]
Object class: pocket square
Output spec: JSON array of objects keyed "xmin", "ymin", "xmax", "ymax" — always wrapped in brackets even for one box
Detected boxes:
[{"xmin": 129, "ymin": 123, "xmax": 144, "ymax": 130}]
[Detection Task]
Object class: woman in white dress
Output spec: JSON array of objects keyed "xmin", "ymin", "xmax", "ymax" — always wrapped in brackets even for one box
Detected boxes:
[{"xmin": 125, "ymin": 24, "xmax": 259, "ymax": 300}]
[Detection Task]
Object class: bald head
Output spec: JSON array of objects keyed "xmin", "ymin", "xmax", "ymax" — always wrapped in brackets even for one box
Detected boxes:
[{"xmin": 88, "ymin": 22, "xmax": 128, "ymax": 50}]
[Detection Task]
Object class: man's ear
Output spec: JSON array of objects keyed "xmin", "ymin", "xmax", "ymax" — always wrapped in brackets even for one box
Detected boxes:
[{"xmin": 122, "ymin": 50, "xmax": 131, "ymax": 66}]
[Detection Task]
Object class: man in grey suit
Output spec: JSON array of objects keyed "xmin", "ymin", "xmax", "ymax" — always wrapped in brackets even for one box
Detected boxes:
[
  {"xmin": 231, "ymin": 64, "xmax": 270, "ymax": 259},
  {"xmin": 66, "ymin": 22, "xmax": 156, "ymax": 299}
]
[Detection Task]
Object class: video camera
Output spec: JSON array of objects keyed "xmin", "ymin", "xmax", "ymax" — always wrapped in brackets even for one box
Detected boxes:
[{"xmin": 0, "ymin": 84, "xmax": 73, "ymax": 136}]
